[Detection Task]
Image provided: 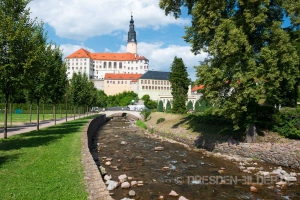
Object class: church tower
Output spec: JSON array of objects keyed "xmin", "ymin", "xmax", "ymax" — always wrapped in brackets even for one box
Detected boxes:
[{"xmin": 127, "ymin": 15, "xmax": 137, "ymax": 54}]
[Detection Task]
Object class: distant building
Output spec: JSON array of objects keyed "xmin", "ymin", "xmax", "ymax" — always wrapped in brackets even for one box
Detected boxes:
[
  {"xmin": 138, "ymin": 71, "xmax": 201, "ymax": 108},
  {"xmin": 104, "ymin": 73, "xmax": 142, "ymax": 96},
  {"xmin": 65, "ymin": 15, "xmax": 149, "ymax": 80}
]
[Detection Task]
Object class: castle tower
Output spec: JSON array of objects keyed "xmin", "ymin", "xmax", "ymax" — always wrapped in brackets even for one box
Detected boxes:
[{"xmin": 127, "ymin": 15, "xmax": 137, "ymax": 54}]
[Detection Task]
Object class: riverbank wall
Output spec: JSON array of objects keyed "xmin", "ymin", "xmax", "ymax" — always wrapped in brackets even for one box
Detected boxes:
[{"xmin": 81, "ymin": 114, "xmax": 113, "ymax": 200}]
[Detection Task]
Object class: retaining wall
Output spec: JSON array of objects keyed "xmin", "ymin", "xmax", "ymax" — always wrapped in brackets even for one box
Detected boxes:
[{"xmin": 82, "ymin": 115, "xmax": 114, "ymax": 200}]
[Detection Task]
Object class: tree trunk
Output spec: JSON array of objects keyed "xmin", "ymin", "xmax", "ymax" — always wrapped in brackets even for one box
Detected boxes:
[
  {"xmin": 3, "ymin": 93, "xmax": 8, "ymax": 139},
  {"xmin": 65, "ymin": 99, "xmax": 68, "ymax": 122},
  {"xmin": 245, "ymin": 123, "xmax": 257, "ymax": 143},
  {"xmin": 37, "ymin": 99, "xmax": 40, "ymax": 131},
  {"xmin": 43, "ymin": 101, "xmax": 45, "ymax": 121},
  {"xmin": 60, "ymin": 104, "xmax": 62, "ymax": 119},
  {"xmin": 73, "ymin": 106, "xmax": 75, "ymax": 120},
  {"xmin": 10, "ymin": 102, "xmax": 12, "ymax": 127},
  {"xmin": 53, "ymin": 104, "xmax": 56, "ymax": 125},
  {"xmin": 29, "ymin": 103, "xmax": 32, "ymax": 123}
]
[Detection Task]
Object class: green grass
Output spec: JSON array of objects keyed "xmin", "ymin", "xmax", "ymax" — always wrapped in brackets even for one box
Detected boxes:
[
  {"xmin": 0, "ymin": 113, "xmax": 80, "ymax": 123},
  {"xmin": 136, "ymin": 119, "xmax": 147, "ymax": 129},
  {"xmin": 0, "ymin": 116, "xmax": 93, "ymax": 200}
]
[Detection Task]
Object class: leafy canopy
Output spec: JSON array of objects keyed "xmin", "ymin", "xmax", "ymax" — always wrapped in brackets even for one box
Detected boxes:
[{"xmin": 160, "ymin": 0, "xmax": 300, "ymax": 128}]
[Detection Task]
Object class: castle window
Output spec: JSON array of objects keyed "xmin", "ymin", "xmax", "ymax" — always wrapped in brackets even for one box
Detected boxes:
[
  {"xmin": 109, "ymin": 62, "xmax": 112, "ymax": 68},
  {"xmin": 114, "ymin": 62, "xmax": 117, "ymax": 68},
  {"xmin": 119, "ymin": 62, "xmax": 122, "ymax": 69},
  {"xmin": 141, "ymin": 80, "xmax": 143, "ymax": 84}
]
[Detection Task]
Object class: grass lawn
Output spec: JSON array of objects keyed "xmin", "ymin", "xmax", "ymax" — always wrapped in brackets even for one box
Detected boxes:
[
  {"xmin": 0, "ymin": 116, "xmax": 93, "ymax": 200},
  {"xmin": 0, "ymin": 113, "xmax": 79, "ymax": 123}
]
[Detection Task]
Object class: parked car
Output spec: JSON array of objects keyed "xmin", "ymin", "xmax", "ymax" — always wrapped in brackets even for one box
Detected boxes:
[{"xmin": 91, "ymin": 107, "xmax": 99, "ymax": 112}]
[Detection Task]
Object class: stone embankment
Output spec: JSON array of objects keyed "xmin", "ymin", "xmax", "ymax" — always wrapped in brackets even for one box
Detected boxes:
[
  {"xmin": 214, "ymin": 140, "xmax": 300, "ymax": 170},
  {"xmin": 81, "ymin": 115, "xmax": 113, "ymax": 200}
]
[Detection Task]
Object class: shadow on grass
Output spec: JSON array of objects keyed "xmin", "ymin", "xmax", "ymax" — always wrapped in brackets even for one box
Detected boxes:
[
  {"xmin": 0, "ymin": 116, "xmax": 94, "ymax": 166},
  {"xmin": 172, "ymin": 114, "xmax": 245, "ymax": 151}
]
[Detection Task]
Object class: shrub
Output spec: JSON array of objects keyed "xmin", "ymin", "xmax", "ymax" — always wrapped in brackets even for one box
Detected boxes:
[
  {"xmin": 141, "ymin": 109, "xmax": 151, "ymax": 121},
  {"xmin": 273, "ymin": 107, "xmax": 300, "ymax": 139},
  {"xmin": 156, "ymin": 118, "xmax": 165, "ymax": 124},
  {"xmin": 136, "ymin": 119, "xmax": 147, "ymax": 129},
  {"xmin": 158, "ymin": 100, "xmax": 164, "ymax": 112},
  {"xmin": 186, "ymin": 100, "xmax": 193, "ymax": 111},
  {"xmin": 166, "ymin": 101, "xmax": 171, "ymax": 113},
  {"xmin": 195, "ymin": 101, "xmax": 200, "ymax": 112}
]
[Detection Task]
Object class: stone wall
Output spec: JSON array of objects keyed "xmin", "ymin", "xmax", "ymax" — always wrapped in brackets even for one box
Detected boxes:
[
  {"xmin": 214, "ymin": 141, "xmax": 300, "ymax": 170},
  {"xmin": 82, "ymin": 115, "xmax": 114, "ymax": 200}
]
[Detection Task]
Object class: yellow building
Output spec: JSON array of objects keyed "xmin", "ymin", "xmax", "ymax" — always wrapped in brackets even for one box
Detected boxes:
[{"xmin": 104, "ymin": 73, "xmax": 142, "ymax": 96}]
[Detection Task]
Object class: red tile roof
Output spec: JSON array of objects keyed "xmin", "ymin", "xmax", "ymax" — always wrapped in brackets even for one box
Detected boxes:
[
  {"xmin": 191, "ymin": 85, "xmax": 205, "ymax": 92},
  {"xmin": 66, "ymin": 48, "xmax": 148, "ymax": 61},
  {"xmin": 104, "ymin": 73, "xmax": 142, "ymax": 80}
]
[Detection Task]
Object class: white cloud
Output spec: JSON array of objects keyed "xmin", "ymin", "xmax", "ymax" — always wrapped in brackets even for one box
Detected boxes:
[
  {"xmin": 28, "ymin": 0, "xmax": 190, "ymax": 41},
  {"xmin": 119, "ymin": 42, "xmax": 208, "ymax": 81},
  {"xmin": 59, "ymin": 44, "xmax": 95, "ymax": 58}
]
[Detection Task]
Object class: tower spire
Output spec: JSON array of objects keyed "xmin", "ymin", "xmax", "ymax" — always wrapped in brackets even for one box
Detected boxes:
[{"xmin": 127, "ymin": 14, "xmax": 137, "ymax": 54}]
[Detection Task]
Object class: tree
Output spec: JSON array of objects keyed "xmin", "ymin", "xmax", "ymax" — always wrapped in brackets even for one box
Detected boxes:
[
  {"xmin": 24, "ymin": 23, "xmax": 48, "ymax": 130},
  {"xmin": 141, "ymin": 94, "xmax": 157, "ymax": 109},
  {"xmin": 158, "ymin": 100, "xmax": 164, "ymax": 112},
  {"xmin": 194, "ymin": 100, "xmax": 200, "ymax": 112},
  {"xmin": 186, "ymin": 100, "xmax": 193, "ymax": 111},
  {"xmin": 46, "ymin": 45, "xmax": 68, "ymax": 124},
  {"xmin": 166, "ymin": 100, "xmax": 171, "ymax": 113},
  {"xmin": 95, "ymin": 90, "xmax": 107, "ymax": 108},
  {"xmin": 169, "ymin": 56, "xmax": 190, "ymax": 114},
  {"xmin": 160, "ymin": 0, "xmax": 300, "ymax": 133},
  {"xmin": 0, "ymin": 0, "xmax": 38, "ymax": 138}
]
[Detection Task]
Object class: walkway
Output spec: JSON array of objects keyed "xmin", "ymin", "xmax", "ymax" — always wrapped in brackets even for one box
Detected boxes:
[{"xmin": 0, "ymin": 115, "xmax": 90, "ymax": 138}]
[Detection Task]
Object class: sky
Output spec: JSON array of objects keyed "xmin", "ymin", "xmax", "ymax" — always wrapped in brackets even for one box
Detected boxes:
[{"xmin": 27, "ymin": 0, "xmax": 208, "ymax": 81}]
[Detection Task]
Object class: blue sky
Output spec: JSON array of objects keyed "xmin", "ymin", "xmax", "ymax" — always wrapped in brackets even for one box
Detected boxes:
[{"xmin": 27, "ymin": 0, "xmax": 207, "ymax": 81}]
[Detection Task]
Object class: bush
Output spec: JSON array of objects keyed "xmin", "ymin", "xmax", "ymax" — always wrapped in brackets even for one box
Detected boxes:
[
  {"xmin": 166, "ymin": 101, "xmax": 171, "ymax": 113},
  {"xmin": 156, "ymin": 118, "xmax": 165, "ymax": 124},
  {"xmin": 186, "ymin": 100, "xmax": 193, "ymax": 111},
  {"xmin": 273, "ymin": 107, "xmax": 300, "ymax": 139},
  {"xmin": 141, "ymin": 109, "xmax": 151, "ymax": 121},
  {"xmin": 136, "ymin": 119, "xmax": 147, "ymax": 129},
  {"xmin": 158, "ymin": 100, "xmax": 164, "ymax": 112}
]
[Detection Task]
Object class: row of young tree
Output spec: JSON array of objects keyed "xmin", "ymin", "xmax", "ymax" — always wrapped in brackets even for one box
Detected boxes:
[
  {"xmin": 157, "ymin": 99, "xmax": 211, "ymax": 113},
  {"xmin": 0, "ymin": 0, "xmax": 69, "ymax": 138},
  {"xmin": 0, "ymin": 1, "xmax": 108, "ymax": 139}
]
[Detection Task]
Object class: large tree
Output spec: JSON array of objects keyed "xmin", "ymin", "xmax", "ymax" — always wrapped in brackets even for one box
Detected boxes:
[
  {"xmin": 160, "ymin": 0, "xmax": 300, "ymax": 130},
  {"xmin": 0, "ymin": 0, "xmax": 38, "ymax": 138},
  {"xmin": 169, "ymin": 56, "xmax": 190, "ymax": 114}
]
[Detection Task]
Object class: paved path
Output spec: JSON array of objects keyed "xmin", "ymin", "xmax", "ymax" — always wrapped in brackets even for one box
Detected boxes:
[{"xmin": 0, "ymin": 115, "xmax": 89, "ymax": 138}]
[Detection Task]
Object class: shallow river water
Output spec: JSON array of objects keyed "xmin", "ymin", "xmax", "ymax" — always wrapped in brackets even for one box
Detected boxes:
[{"xmin": 96, "ymin": 116, "xmax": 300, "ymax": 200}]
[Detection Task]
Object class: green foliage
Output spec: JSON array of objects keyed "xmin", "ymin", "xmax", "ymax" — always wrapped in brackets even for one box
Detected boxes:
[
  {"xmin": 95, "ymin": 90, "xmax": 107, "ymax": 108},
  {"xmin": 160, "ymin": 0, "xmax": 300, "ymax": 129},
  {"xmin": 142, "ymin": 94, "xmax": 157, "ymax": 109},
  {"xmin": 199, "ymin": 98, "xmax": 211, "ymax": 112},
  {"xmin": 149, "ymin": 128, "xmax": 154, "ymax": 134},
  {"xmin": 195, "ymin": 101, "xmax": 200, "ymax": 112},
  {"xmin": 169, "ymin": 57, "xmax": 190, "ymax": 114},
  {"xmin": 156, "ymin": 118, "xmax": 165, "ymax": 124},
  {"xmin": 141, "ymin": 94, "xmax": 150, "ymax": 102},
  {"xmin": 141, "ymin": 109, "xmax": 151, "ymax": 121},
  {"xmin": 274, "ymin": 107, "xmax": 300, "ymax": 139},
  {"xmin": 107, "ymin": 91, "xmax": 138, "ymax": 107},
  {"xmin": 136, "ymin": 119, "xmax": 147, "ymax": 129},
  {"xmin": 158, "ymin": 100, "xmax": 164, "ymax": 112},
  {"xmin": 186, "ymin": 100, "xmax": 193, "ymax": 111},
  {"xmin": 166, "ymin": 100, "xmax": 171, "ymax": 113}
]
